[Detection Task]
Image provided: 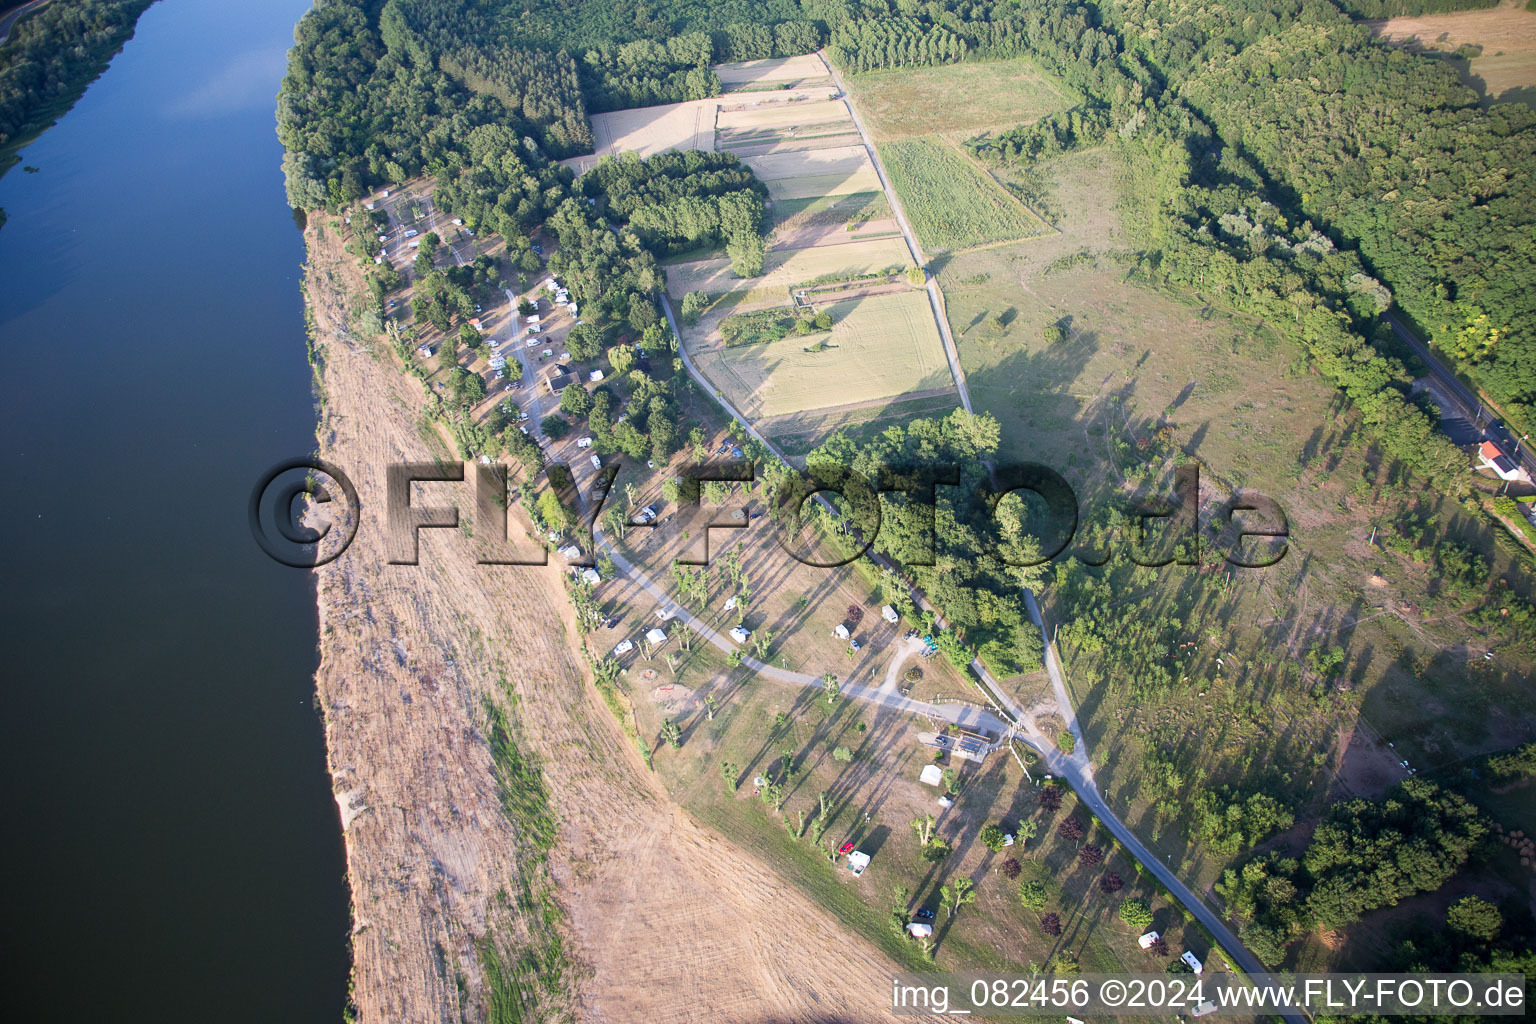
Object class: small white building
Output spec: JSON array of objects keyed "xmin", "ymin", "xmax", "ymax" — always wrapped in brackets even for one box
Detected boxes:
[
  {"xmin": 882, "ymin": 605, "xmax": 900, "ymax": 624},
  {"xmin": 919, "ymin": 764, "xmax": 944, "ymax": 787},
  {"xmin": 1479, "ymin": 440, "xmax": 1530, "ymax": 482},
  {"xmin": 613, "ymin": 639, "xmax": 634, "ymax": 656},
  {"xmin": 729, "ymin": 625, "xmax": 751, "ymax": 645},
  {"xmin": 645, "ymin": 627, "xmax": 668, "ymax": 645}
]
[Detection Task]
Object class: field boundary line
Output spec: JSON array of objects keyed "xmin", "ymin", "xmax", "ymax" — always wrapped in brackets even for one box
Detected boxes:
[{"xmin": 821, "ymin": 50, "xmax": 974, "ymax": 414}]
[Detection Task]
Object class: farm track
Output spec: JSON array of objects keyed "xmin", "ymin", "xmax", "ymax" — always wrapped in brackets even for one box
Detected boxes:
[{"xmin": 821, "ymin": 52, "xmax": 974, "ymax": 414}]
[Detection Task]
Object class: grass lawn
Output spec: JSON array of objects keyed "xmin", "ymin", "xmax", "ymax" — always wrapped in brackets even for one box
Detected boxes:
[
  {"xmin": 879, "ymin": 137, "xmax": 1049, "ymax": 252},
  {"xmin": 846, "ymin": 56, "xmax": 1078, "ymax": 141},
  {"xmin": 697, "ymin": 291, "xmax": 950, "ymax": 418},
  {"xmin": 665, "ymin": 236, "xmax": 913, "ymax": 302}
]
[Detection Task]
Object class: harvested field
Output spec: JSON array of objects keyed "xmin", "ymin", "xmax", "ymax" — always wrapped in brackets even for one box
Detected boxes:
[
  {"xmin": 716, "ymin": 98, "xmax": 851, "ymax": 131},
  {"xmin": 770, "ymin": 191, "xmax": 889, "ymax": 233},
  {"xmin": 665, "ymin": 235, "xmax": 913, "ymax": 302},
  {"xmin": 742, "ymin": 145, "xmax": 882, "ymax": 199},
  {"xmin": 1364, "ymin": 4, "xmax": 1536, "ymax": 107},
  {"xmin": 695, "ymin": 291, "xmax": 949, "ymax": 417},
  {"xmin": 745, "ymin": 145, "xmax": 871, "ymax": 181},
  {"xmin": 566, "ymin": 98, "xmax": 717, "ymax": 173},
  {"xmin": 563, "ymin": 87, "xmax": 848, "ymax": 173},
  {"xmin": 715, "ymin": 54, "xmax": 831, "ymax": 89},
  {"xmin": 879, "ymin": 137, "xmax": 1049, "ymax": 251},
  {"xmin": 846, "ymin": 56, "xmax": 1077, "ymax": 140},
  {"xmin": 760, "ymin": 169, "xmax": 884, "ymax": 201},
  {"xmin": 720, "ymin": 131, "xmax": 865, "ymax": 157}
]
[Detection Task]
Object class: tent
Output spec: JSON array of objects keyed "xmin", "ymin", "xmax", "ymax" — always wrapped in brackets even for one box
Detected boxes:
[
  {"xmin": 906, "ymin": 922, "xmax": 933, "ymax": 938},
  {"xmin": 646, "ymin": 628, "xmax": 667, "ymax": 645},
  {"xmin": 919, "ymin": 764, "xmax": 944, "ymax": 787},
  {"xmin": 833, "ymin": 623, "xmax": 850, "ymax": 639}
]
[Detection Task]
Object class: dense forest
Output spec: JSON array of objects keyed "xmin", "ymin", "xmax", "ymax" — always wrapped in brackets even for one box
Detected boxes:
[{"xmin": 0, "ymin": 0, "xmax": 154, "ymax": 223}]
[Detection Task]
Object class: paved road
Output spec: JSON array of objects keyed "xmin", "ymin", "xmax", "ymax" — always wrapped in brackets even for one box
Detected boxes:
[
  {"xmin": 0, "ymin": 0, "xmax": 51, "ymax": 46},
  {"xmin": 820, "ymin": 53, "xmax": 974, "ymax": 414},
  {"xmin": 1385, "ymin": 312, "xmax": 1533, "ymax": 479},
  {"xmin": 1008, "ymin": 593, "xmax": 1300, "ymax": 1015}
]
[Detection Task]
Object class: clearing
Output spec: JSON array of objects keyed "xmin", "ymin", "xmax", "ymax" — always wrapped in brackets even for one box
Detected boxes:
[
  {"xmin": 694, "ymin": 290, "xmax": 950, "ymax": 418},
  {"xmin": 844, "ymin": 56, "xmax": 1078, "ymax": 140}
]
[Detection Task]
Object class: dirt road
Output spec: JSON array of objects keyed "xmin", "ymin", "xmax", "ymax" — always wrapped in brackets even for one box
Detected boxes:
[{"xmin": 304, "ymin": 225, "xmax": 932, "ymax": 1023}]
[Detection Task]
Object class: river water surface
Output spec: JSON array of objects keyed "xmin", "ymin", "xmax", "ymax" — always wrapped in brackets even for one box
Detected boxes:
[{"xmin": 0, "ymin": 1, "xmax": 348, "ymax": 1019}]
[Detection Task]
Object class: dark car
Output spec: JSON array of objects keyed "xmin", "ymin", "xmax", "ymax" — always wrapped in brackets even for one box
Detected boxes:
[{"xmin": 914, "ymin": 908, "xmax": 936, "ymax": 922}]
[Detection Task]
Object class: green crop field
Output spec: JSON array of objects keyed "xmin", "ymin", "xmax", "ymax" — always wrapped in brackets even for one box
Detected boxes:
[
  {"xmin": 879, "ymin": 137, "xmax": 1048, "ymax": 252},
  {"xmin": 846, "ymin": 57, "xmax": 1076, "ymax": 141},
  {"xmin": 697, "ymin": 291, "xmax": 950, "ymax": 417}
]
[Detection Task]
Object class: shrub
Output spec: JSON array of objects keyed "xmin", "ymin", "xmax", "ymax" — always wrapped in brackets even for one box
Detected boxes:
[
  {"xmin": 1447, "ymin": 896, "xmax": 1502, "ymax": 944},
  {"xmin": 980, "ymin": 824, "xmax": 1007, "ymax": 852},
  {"xmin": 680, "ymin": 290, "xmax": 709, "ymax": 325},
  {"xmin": 1043, "ymin": 323, "xmax": 1066, "ymax": 344},
  {"xmin": 1079, "ymin": 843, "xmax": 1103, "ymax": 866},
  {"xmin": 922, "ymin": 839, "xmax": 952, "ymax": 863},
  {"xmin": 1058, "ymin": 730, "xmax": 1076, "ymax": 754},
  {"xmin": 832, "ymin": 746, "xmax": 853, "ymax": 763},
  {"xmin": 1040, "ymin": 912, "xmax": 1063, "ymax": 936},
  {"xmin": 1039, "ymin": 786, "xmax": 1062, "ymax": 812},
  {"xmin": 1099, "ymin": 872, "xmax": 1123, "ymax": 894},
  {"xmin": 1057, "ymin": 817, "xmax": 1084, "ymax": 842},
  {"xmin": 1119, "ymin": 898, "xmax": 1154, "ymax": 931},
  {"xmin": 1019, "ymin": 880, "xmax": 1047, "ymax": 910},
  {"xmin": 1000, "ymin": 857, "xmax": 1022, "ymax": 879}
]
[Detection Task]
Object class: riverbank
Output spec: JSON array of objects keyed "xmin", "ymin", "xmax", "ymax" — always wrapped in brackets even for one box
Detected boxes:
[{"xmin": 301, "ymin": 218, "xmax": 927, "ymax": 1022}]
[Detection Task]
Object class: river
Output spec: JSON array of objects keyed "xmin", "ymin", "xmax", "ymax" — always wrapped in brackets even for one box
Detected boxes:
[{"xmin": 0, "ymin": 1, "xmax": 348, "ymax": 1020}]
